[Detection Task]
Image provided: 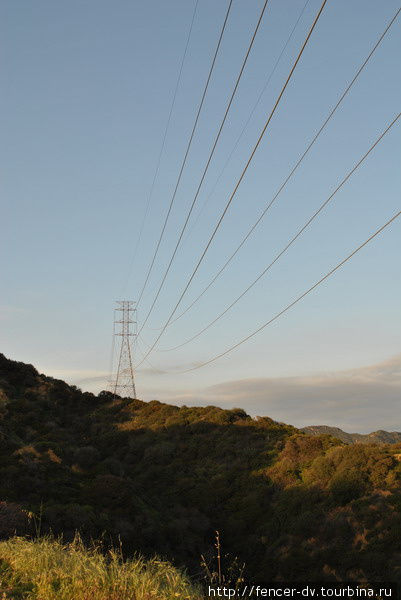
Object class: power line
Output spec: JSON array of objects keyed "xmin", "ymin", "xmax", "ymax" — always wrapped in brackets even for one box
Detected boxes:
[
  {"xmin": 136, "ymin": 334, "xmax": 168, "ymax": 374},
  {"xmin": 138, "ymin": 0, "xmax": 270, "ymax": 334},
  {"xmin": 179, "ymin": 208, "xmax": 401, "ymax": 373},
  {"xmin": 145, "ymin": 0, "xmax": 312, "ymax": 333},
  {"xmin": 122, "ymin": 0, "xmax": 199, "ymax": 295},
  {"xmin": 166, "ymin": 6, "xmax": 401, "ymax": 328},
  {"xmin": 136, "ymin": 0, "xmax": 234, "ymax": 308},
  {"xmin": 135, "ymin": 0, "xmax": 328, "ymax": 367},
  {"xmin": 108, "ymin": 308, "xmax": 116, "ymax": 387},
  {"xmin": 182, "ymin": 0, "xmax": 311, "ymax": 244},
  {"xmin": 161, "ymin": 112, "xmax": 401, "ymax": 352}
]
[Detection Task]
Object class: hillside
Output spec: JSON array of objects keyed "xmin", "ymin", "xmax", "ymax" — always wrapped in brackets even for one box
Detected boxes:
[
  {"xmin": 302, "ymin": 425, "xmax": 401, "ymax": 445},
  {"xmin": 1, "ymin": 353, "xmax": 401, "ymax": 583}
]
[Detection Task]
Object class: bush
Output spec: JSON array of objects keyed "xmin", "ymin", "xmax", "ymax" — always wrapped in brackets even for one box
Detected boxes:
[
  {"xmin": 0, "ymin": 502, "xmax": 31, "ymax": 539},
  {"xmin": 73, "ymin": 446, "xmax": 100, "ymax": 469},
  {"xmin": 329, "ymin": 472, "xmax": 366, "ymax": 505}
]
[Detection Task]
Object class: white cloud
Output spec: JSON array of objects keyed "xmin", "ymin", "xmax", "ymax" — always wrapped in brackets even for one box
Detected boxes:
[
  {"xmin": 41, "ymin": 369, "xmax": 109, "ymax": 388},
  {"xmin": 155, "ymin": 355, "xmax": 401, "ymax": 434}
]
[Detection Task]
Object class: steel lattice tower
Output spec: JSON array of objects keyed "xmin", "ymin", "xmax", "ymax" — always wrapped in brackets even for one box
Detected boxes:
[{"xmin": 110, "ymin": 300, "xmax": 137, "ymax": 398}]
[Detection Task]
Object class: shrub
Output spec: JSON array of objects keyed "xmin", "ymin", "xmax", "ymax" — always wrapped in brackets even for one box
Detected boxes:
[
  {"xmin": 329, "ymin": 472, "xmax": 366, "ymax": 505},
  {"xmin": 0, "ymin": 502, "xmax": 31, "ymax": 539}
]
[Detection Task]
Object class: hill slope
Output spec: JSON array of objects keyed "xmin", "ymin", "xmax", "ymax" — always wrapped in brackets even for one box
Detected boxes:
[{"xmin": 1, "ymin": 353, "xmax": 401, "ymax": 582}]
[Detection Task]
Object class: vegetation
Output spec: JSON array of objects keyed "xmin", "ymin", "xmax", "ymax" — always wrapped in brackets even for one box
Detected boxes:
[
  {"xmin": 0, "ymin": 536, "xmax": 201, "ymax": 600},
  {"xmin": 1, "ymin": 352, "xmax": 401, "ymax": 584}
]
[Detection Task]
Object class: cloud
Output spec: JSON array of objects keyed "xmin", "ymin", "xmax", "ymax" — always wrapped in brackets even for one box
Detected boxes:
[
  {"xmin": 158, "ymin": 355, "xmax": 401, "ymax": 434},
  {"xmin": 136, "ymin": 361, "xmax": 205, "ymax": 377},
  {"xmin": 43, "ymin": 369, "xmax": 109, "ymax": 387},
  {"xmin": 75, "ymin": 374, "xmax": 110, "ymax": 385},
  {"xmin": 137, "ymin": 367, "xmax": 167, "ymax": 376}
]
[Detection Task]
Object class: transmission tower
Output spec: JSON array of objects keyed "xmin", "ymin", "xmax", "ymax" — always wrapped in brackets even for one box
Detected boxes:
[{"xmin": 110, "ymin": 300, "xmax": 137, "ymax": 398}]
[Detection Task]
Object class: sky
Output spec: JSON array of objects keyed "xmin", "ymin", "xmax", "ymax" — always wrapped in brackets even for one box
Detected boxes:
[{"xmin": 1, "ymin": 0, "xmax": 400, "ymax": 432}]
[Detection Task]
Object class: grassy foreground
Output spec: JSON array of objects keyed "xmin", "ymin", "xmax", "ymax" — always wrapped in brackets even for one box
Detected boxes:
[{"xmin": 0, "ymin": 536, "xmax": 202, "ymax": 600}]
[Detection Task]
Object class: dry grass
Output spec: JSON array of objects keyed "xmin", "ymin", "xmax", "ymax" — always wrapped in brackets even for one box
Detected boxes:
[{"xmin": 0, "ymin": 536, "xmax": 203, "ymax": 600}]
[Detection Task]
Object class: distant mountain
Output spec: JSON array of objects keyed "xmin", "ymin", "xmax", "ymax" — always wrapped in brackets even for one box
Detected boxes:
[{"xmin": 301, "ymin": 425, "xmax": 401, "ymax": 445}]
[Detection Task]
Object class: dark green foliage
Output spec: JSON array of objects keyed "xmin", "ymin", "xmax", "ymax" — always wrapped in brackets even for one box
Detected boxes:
[
  {"xmin": 0, "ymin": 501, "xmax": 31, "ymax": 538},
  {"xmin": 0, "ymin": 352, "xmax": 401, "ymax": 582}
]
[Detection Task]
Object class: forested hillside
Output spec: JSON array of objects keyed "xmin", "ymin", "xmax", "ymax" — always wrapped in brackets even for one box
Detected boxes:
[{"xmin": 1, "ymin": 353, "xmax": 401, "ymax": 582}]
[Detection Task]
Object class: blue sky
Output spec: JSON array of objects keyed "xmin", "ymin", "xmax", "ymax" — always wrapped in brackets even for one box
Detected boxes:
[{"xmin": 1, "ymin": 0, "xmax": 400, "ymax": 431}]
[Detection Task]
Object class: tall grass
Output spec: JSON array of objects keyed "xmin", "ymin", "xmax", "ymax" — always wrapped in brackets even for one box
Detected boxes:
[{"xmin": 0, "ymin": 536, "xmax": 203, "ymax": 600}]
